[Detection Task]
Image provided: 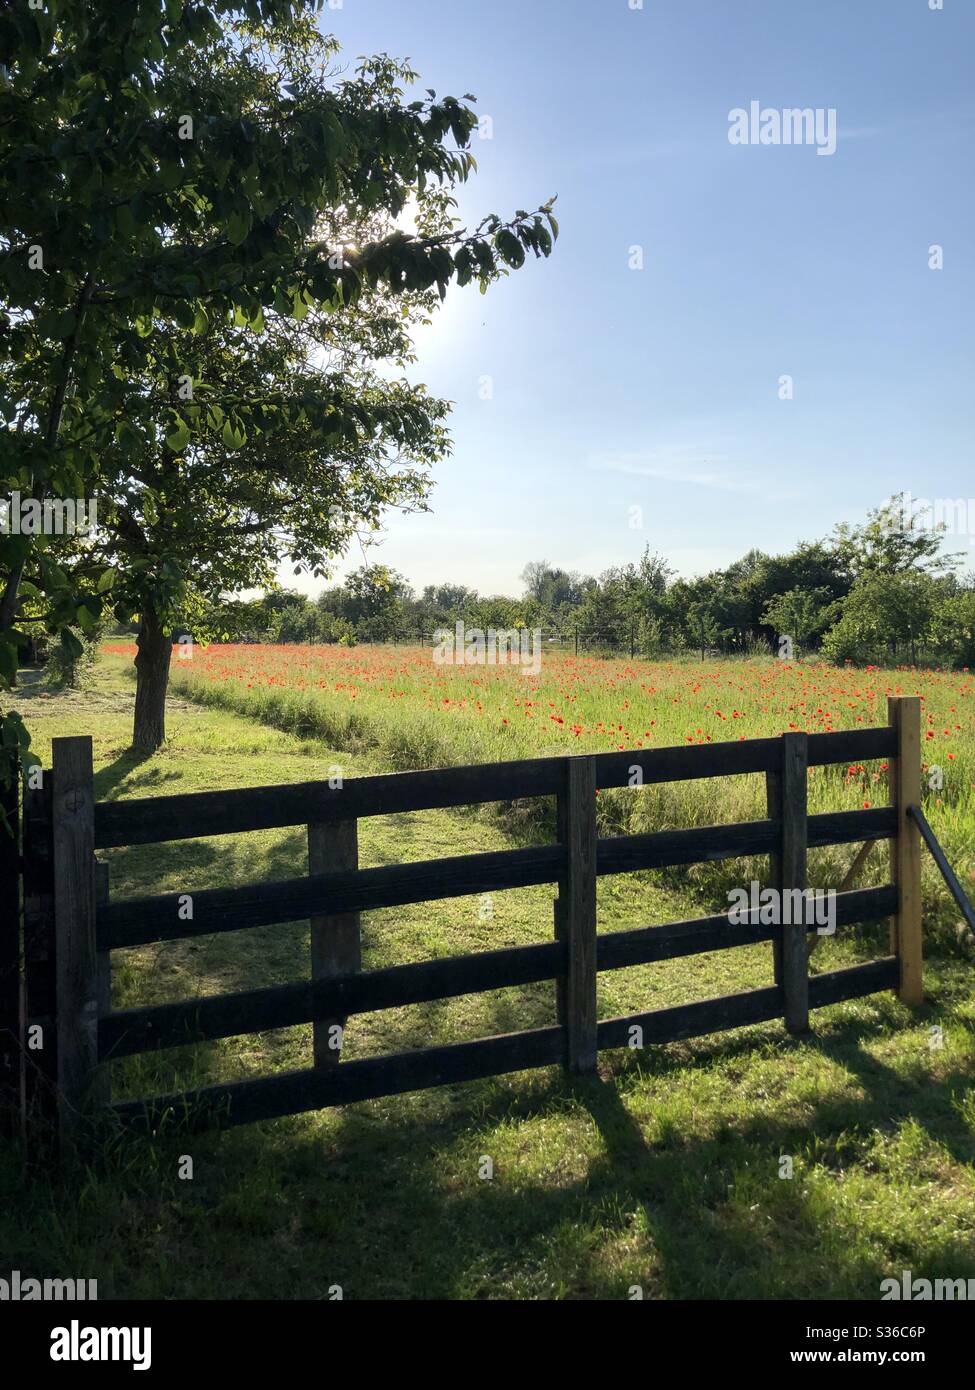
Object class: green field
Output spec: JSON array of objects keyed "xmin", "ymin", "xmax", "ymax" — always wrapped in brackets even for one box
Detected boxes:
[{"xmin": 3, "ymin": 654, "xmax": 975, "ymax": 1300}]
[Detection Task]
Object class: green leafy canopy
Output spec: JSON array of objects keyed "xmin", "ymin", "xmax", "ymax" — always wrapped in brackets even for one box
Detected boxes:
[{"xmin": 0, "ymin": 0, "xmax": 557, "ymax": 773}]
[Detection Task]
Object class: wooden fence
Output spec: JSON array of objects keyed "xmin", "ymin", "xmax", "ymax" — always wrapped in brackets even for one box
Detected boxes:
[
  {"xmin": 8, "ymin": 697, "xmax": 923, "ymax": 1145},
  {"xmin": 0, "ymin": 773, "xmax": 19, "ymax": 1136}
]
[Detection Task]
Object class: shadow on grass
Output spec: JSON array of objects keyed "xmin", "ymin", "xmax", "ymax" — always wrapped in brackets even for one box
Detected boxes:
[
  {"xmin": 90, "ymin": 980, "xmax": 975, "ymax": 1299},
  {"xmin": 93, "ymin": 749, "xmax": 159, "ymax": 801},
  {"xmin": 308, "ymin": 1022, "xmax": 974, "ymax": 1298}
]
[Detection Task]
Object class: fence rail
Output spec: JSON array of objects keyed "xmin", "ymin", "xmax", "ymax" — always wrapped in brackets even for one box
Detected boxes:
[
  {"xmin": 91, "ymin": 726, "xmax": 897, "ymax": 848},
  {"xmin": 94, "ymin": 808, "xmax": 896, "ymax": 953},
  {"xmin": 4, "ymin": 698, "xmax": 927, "ymax": 1147}
]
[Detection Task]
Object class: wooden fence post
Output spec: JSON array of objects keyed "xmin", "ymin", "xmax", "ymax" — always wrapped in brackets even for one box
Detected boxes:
[
  {"xmin": 561, "ymin": 757, "xmax": 597, "ymax": 1074},
  {"xmin": 0, "ymin": 770, "xmax": 19, "ymax": 1137},
  {"xmin": 780, "ymin": 732, "xmax": 809, "ymax": 1035},
  {"xmin": 308, "ymin": 817, "xmax": 360, "ymax": 1068},
  {"xmin": 22, "ymin": 776, "xmax": 56, "ymax": 1137},
  {"xmin": 888, "ymin": 696, "xmax": 923, "ymax": 1004},
  {"xmin": 765, "ymin": 761, "xmax": 783, "ymax": 986},
  {"xmin": 52, "ymin": 737, "xmax": 99, "ymax": 1141},
  {"xmin": 553, "ymin": 795, "xmax": 568, "ymax": 1030},
  {"xmin": 95, "ymin": 859, "xmax": 111, "ymax": 1103}
]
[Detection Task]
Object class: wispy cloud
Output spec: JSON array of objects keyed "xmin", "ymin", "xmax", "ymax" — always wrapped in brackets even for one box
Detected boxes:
[
  {"xmin": 386, "ymin": 525, "xmax": 528, "ymax": 539},
  {"xmin": 589, "ymin": 447, "xmax": 802, "ymax": 503},
  {"xmin": 837, "ymin": 124, "xmax": 886, "ymax": 141},
  {"xmin": 839, "ymin": 108, "xmax": 975, "ymax": 142},
  {"xmin": 590, "ymin": 447, "xmax": 741, "ymax": 491}
]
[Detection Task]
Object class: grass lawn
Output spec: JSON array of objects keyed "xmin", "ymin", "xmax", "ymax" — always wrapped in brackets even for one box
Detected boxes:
[{"xmin": 2, "ymin": 658, "xmax": 974, "ymax": 1300}]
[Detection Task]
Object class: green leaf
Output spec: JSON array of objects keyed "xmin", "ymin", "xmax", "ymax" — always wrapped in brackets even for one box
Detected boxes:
[
  {"xmin": 115, "ymin": 420, "xmax": 141, "ymax": 454},
  {"xmin": 496, "ymin": 230, "xmax": 525, "ymax": 269},
  {"xmin": 166, "ymin": 417, "xmax": 191, "ymax": 452},
  {"xmin": 227, "ymin": 209, "xmax": 250, "ymax": 246},
  {"xmin": 221, "ymin": 419, "xmax": 246, "ymax": 450}
]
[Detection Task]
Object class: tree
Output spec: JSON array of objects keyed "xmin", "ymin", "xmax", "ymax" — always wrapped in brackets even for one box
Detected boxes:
[
  {"xmin": 467, "ymin": 593, "xmax": 526, "ymax": 631},
  {"xmin": 337, "ymin": 564, "xmax": 413, "ymax": 639},
  {"xmin": 636, "ymin": 547, "xmax": 674, "ymax": 597},
  {"xmin": 73, "ymin": 285, "xmax": 451, "ymax": 747},
  {"xmin": 686, "ymin": 599, "xmax": 723, "ymax": 661},
  {"xmin": 822, "ymin": 571, "xmax": 943, "ymax": 665},
  {"xmin": 736, "ymin": 542, "xmax": 847, "ymax": 649},
  {"xmin": 761, "ymin": 587, "xmax": 837, "ymax": 657},
  {"xmin": 420, "ymin": 583, "xmax": 479, "ymax": 614},
  {"xmin": 520, "ymin": 561, "xmax": 589, "ymax": 618},
  {"xmin": 749, "ymin": 542, "xmax": 849, "ymax": 604},
  {"xmin": 831, "ymin": 494, "xmax": 962, "ymax": 581},
  {"xmin": 1, "ymin": 3, "xmax": 558, "ymax": 759},
  {"xmin": 573, "ymin": 547, "xmax": 673, "ymax": 651},
  {"xmin": 928, "ymin": 579, "xmax": 975, "ymax": 668}
]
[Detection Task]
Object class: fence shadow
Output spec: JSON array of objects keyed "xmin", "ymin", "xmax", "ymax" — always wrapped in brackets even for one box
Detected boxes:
[{"xmin": 161, "ymin": 1042, "xmax": 954, "ymax": 1300}]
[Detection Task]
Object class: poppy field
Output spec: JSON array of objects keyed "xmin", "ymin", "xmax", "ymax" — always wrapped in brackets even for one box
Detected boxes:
[
  {"xmin": 101, "ymin": 640, "xmax": 975, "ymax": 933},
  {"xmin": 103, "ymin": 641, "xmax": 972, "ymax": 769}
]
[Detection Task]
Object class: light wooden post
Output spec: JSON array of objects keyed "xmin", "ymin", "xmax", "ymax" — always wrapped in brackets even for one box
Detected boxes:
[
  {"xmin": 780, "ymin": 733, "xmax": 809, "ymax": 1034},
  {"xmin": 308, "ymin": 818, "xmax": 360, "ymax": 1068},
  {"xmin": 888, "ymin": 696, "xmax": 923, "ymax": 1004},
  {"xmin": 52, "ymin": 737, "xmax": 99, "ymax": 1140},
  {"xmin": 561, "ymin": 757, "xmax": 598, "ymax": 1074}
]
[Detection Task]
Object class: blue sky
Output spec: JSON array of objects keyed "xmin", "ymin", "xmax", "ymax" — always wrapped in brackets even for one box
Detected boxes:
[{"xmin": 302, "ymin": 0, "xmax": 974, "ymax": 597}]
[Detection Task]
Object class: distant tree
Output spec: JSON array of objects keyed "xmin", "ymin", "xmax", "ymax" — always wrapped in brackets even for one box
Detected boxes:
[
  {"xmin": 667, "ymin": 574, "xmax": 737, "ymax": 652},
  {"xmin": 421, "ymin": 583, "xmax": 479, "ymax": 614},
  {"xmin": 520, "ymin": 560, "xmax": 551, "ymax": 603},
  {"xmin": 520, "ymin": 561, "xmax": 588, "ymax": 616},
  {"xmin": 831, "ymin": 494, "xmax": 962, "ymax": 581},
  {"xmin": 734, "ymin": 543, "xmax": 846, "ymax": 647},
  {"xmin": 636, "ymin": 547, "xmax": 675, "ymax": 596},
  {"xmin": 468, "ymin": 594, "xmax": 527, "ymax": 630},
  {"xmin": 686, "ymin": 599, "xmax": 724, "ymax": 660},
  {"xmin": 270, "ymin": 599, "xmax": 320, "ymax": 645},
  {"xmin": 337, "ymin": 565, "xmax": 413, "ymax": 639},
  {"xmin": 822, "ymin": 571, "xmax": 943, "ymax": 664},
  {"xmin": 761, "ymin": 587, "xmax": 838, "ymax": 657},
  {"xmin": 928, "ymin": 579, "xmax": 975, "ymax": 668},
  {"xmin": 751, "ymin": 542, "xmax": 849, "ymax": 603}
]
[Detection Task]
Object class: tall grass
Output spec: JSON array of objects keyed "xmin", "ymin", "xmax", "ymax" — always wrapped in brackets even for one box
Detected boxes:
[{"xmin": 102, "ymin": 643, "xmax": 975, "ymax": 953}]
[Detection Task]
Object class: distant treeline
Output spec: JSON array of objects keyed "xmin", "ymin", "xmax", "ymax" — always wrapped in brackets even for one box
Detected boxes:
[{"xmin": 130, "ymin": 496, "xmax": 975, "ymax": 667}]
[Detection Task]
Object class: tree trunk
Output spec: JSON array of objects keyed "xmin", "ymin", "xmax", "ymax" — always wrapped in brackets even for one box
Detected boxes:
[{"xmin": 133, "ymin": 604, "xmax": 172, "ymax": 753}]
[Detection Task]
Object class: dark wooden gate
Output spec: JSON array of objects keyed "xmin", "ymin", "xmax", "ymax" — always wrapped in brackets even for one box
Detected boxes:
[{"xmin": 14, "ymin": 698, "xmax": 934, "ymax": 1149}]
